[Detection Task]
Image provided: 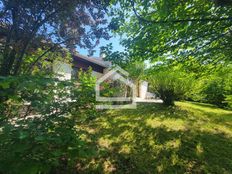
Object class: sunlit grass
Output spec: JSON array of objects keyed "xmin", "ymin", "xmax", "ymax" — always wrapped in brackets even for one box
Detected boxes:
[
  {"xmin": 176, "ymin": 102, "xmax": 232, "ymax": 137},
  {"xmin": 77, "ymin": 102, "xmax": 232, "ymax": 173}
]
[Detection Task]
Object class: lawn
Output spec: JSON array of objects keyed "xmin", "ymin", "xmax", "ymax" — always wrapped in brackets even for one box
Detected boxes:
[{"xmin": 77, "ymin": 102, "xmax": 232, "ymax": 174}]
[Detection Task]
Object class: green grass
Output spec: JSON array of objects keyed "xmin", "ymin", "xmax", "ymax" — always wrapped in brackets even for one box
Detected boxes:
[{"xmin": 77, "ymin": 102, "xmax": 232, "ymax": 174}]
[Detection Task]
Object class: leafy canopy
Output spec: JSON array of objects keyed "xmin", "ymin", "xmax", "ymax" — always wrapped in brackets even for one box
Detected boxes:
[
  {"xmin": 110, "ymin": 0, "xmax": 232, "ymax": 65},
  {"xmin": 0, "ymin": 0, "xmax": 111, "ymax": 75}
]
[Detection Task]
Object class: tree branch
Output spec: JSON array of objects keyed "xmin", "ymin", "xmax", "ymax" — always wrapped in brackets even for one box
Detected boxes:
[
  {"xmin": 25, "ymin": 38, "xmax": 73, "ymax": 73},
  {"xmin": 130, "ymin": 0, "xmax": 232, "ymax": 24},
  {"xmin": 13, "ymin": 3, "xmax": 69, "ymax": 75}
]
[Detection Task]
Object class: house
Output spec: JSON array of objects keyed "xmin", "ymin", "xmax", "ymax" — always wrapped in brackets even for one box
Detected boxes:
[
  {"xmin": 72, "ymin": 53, "xmax": 111, "ymax": 79},
  {"xmin": 53, "ymin": 53, "xmax": 149, "ymax": 100}
]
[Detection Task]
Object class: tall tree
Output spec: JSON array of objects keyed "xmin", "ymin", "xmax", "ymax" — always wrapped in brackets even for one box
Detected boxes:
[
  {"xmin": 0, "ymin": 0, "xmax": 111, "ymax": 76},
  {"xmin": 110, "ymin": 0, "xmax": 232, "ymax": 65}
]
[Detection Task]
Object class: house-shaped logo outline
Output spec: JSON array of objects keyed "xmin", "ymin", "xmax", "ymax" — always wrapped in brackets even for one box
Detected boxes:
[{"xmin": 95, "ymin": 66, "xmax": 137, "ymax": 109}]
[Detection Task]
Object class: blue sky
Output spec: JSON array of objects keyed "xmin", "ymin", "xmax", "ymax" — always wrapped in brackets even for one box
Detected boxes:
[
  {"xmin": 77, "ymin": 35, "xmax": 125, "ymax": 57},
  {"xmin": 77, "ymin": 5, "xmax": 126, "ymax": 57}
]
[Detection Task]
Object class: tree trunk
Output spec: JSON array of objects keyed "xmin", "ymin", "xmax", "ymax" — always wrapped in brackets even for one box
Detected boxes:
[{"xmin": 160, "ymin": 89, "xmax": 175, "ymax": 106}]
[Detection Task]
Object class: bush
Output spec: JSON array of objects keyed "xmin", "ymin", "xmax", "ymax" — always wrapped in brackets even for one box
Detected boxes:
[
  {"xmin": 202, "ymin": 78, "xmax": 226, "ymax": 107},
  {"xmin": 149, "ymin": 69, "xmax": 193, "ymax": 106},
  {"xmin": 0, "ymin": 70, "xmax": 96, "ymax": 173},
  {"xmin": 189, "ymin": 66, "xmax": 232, "ymax": 109}
]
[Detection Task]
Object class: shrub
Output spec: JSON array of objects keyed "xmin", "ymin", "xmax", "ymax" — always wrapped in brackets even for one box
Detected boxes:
[
  {"xmin": 149, "ymin": 69, "xmax": 193, "ymax": 106},
  {"xmin": 0, "ymin": 70, "xmax": 96, "ymax": 173},
  {"xmin": 202, "ymin": 78, "xmax": 226, "ymax": 107},
  {"xmin": 188, "ymin": 66, "xmax": 232, "ymax": 109}
]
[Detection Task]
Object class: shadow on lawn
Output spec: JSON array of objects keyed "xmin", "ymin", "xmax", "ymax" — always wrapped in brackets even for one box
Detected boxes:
[
  {"xmin": 77, "ymin": 103, "xmax": 232, "ymax": 174},
  {"xmin": 188, "ymin": 102, "xmax": 232, "ymax": 111},
  {"xmin": 177, "ymin": 102, "xmax": 232, "ymax": 129}
]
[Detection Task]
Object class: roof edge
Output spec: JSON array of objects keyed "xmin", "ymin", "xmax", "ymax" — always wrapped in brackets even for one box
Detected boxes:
[{"xmin": 73, "ymin": 53, "xmax": 111, "ymax": 68}]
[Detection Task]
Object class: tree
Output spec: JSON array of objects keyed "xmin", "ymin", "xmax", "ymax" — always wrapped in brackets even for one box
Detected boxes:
[
  {"xmin": 126, "ymin": 61, "xmax": 146, "ymax": 97},
  {"xmin": 110, "ymin": 0, "xmax": 232, "ymax": 65},
  {"xmin": 188, "ymin": 64, "xmax": 232, "ymax": 108},
  {"xmin": 107, "ymin": 0, "xmax": 232, "ymax": 106},
  {"xmin": 0, "ymin": 0, "xmax": 111, "ymax": 76},
  {"xmin": 0, "ymin": 69, "xmax": 98, "ymax": 173},
  {"xmin": 149, "ymin": 67, "xmax": 193, "ymax": 106},
  {"xmin": 100, "ymin": 44, "xmax": 147, "ymax": 97},
  {"xmin": 100, "ymin": 43, "xmax": 131, "ymax": 69}
]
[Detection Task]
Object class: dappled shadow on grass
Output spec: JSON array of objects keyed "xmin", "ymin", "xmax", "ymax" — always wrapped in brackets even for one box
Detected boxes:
[
  {"xmin": 187, "ymin": 101, "xmax": 232, "ymax": 111},
  {"xmin": 77, "ymin": 103, "xmax": 232, "ymax": 174},
  {"xmin": 177, "ymin": 102, "xmax": 232, "ymax": 130}
]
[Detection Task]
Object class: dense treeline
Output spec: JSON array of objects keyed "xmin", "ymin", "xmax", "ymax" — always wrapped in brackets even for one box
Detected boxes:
[{"xmin": 103, "ymin": 0, "xmax": 232, "ymax": 107}]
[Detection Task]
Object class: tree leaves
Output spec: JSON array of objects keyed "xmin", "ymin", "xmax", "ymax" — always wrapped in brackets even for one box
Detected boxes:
[
  {"xmin": 112, "ymin": 0, "xmax": 232, "ymax": 64},
  {"xmin": 0, "ymin": 0, "xmax": 111, "ymax": 75}
]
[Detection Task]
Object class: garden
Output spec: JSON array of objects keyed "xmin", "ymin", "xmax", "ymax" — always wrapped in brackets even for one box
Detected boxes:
[{"xmin": 0, "ymin": 0, "xmax": 232, "ymax": 173}]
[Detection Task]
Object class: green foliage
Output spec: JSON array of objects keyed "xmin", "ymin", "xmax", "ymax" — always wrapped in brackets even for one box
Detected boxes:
[
  {"xmin": 23, "ymin": 48, "xmax": 72, "ymax": 74},
  {"xmin": 100, "ymin": 45, "xmax": 147, "ymax": 99},
  {"xmin": 100, "ymin": 79, "xmax": 129, "ymax": 98},
  {"xmin": 107, "ymin": 0, "xmax": 232, "ymax": 109},
  {"xmin": 226, "ymin": 95, "xmax": 232, "ymax": 108},
  {"xmin": 0, "ymin": 70, "xmax": 97, "ymax": 173},
  {"xmin": 100, "ymin": 43, "xmax": 131, "ymax": 69},
  {"xmin": 111, "ymin": 0, "xmax": 232, "ymax": 64},
  {"xmin": 71, "ymin": 68, "xmax": 97, "ymax": 120},
  {"xmin": 188, "ymin": 65, "xmax": 232, "ymax": 108},
  {"xmin": 0, "ymin": 114, "xmax": 81, "ymax": 174},
  {"xmin": 0, "ymin": 0, "xmax": 110, "ymax": 75},
  {"xmin": 149, "ymin": 68, "xmax": 193, "ymax": 106},
  {"xmin": 126, "ymin": 61, "xmax": 146, "ymax": 81},
  {"xmin": 108, "ymin": 0, "xmax": 232, "ymax": 108},
  {"xmin": 202, "ymin": 78, "xmax": 226, "ymax": 107}
]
